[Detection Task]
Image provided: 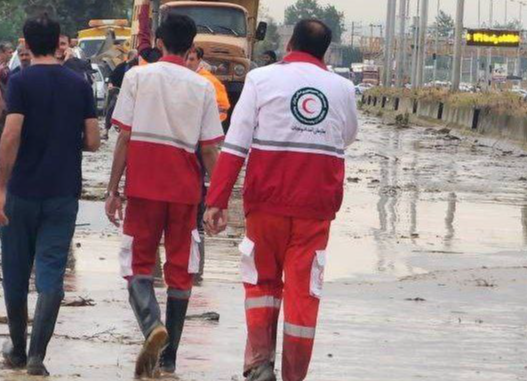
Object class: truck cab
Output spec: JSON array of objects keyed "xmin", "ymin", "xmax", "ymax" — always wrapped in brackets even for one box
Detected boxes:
[{"xmin": 132, "ymin": 0, "xmax": 267, "ymax": 127}]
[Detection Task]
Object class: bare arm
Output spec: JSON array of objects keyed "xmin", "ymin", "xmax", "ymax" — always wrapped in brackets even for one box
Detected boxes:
[
  {"xmin": 0, "ymin": 114, "xmax": 23, "ymax": 225},
  {"xmin": 84, "ymin": 118, "xmax": 101, "ymax": 152},
  {"xmin": 201, "ymin": 144, "xmax": 220, "ymax": 177},
  {"xmin": 105, "ymin": 129, "xmax": 131, "ymax": 226}
]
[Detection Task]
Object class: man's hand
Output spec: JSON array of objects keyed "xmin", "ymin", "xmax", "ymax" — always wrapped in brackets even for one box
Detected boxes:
[
  {"xmin": 0, "ymin": 189, "xmax": 8, "ymax": 226},
  {"xmin": 106, "ymin": 194, "xmax": 124, "ymax": 227},
  {"xmin": 204, "ymin": 207, "xmax": 228, "ymax": 236}
]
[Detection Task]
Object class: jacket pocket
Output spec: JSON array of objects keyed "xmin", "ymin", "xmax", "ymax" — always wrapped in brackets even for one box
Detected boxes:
[
  {"xmin": 188, "ymin": 229, "xmax": 201, "ymax": 274},
  {"xmin": 119, "ymin": 235, "xmax": 134, "ymax": 278},
  {"xmin": 239, "ymin": 236, "xmax": 258, "ymax": 285},
  {"xmin": 310, "ymin": 250, "xmax": 326, "ymax": 299}
]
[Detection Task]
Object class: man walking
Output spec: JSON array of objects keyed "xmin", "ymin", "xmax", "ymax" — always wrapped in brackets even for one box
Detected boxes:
[
  {"xmin": 105, "ymin": 12, "xmax": 223, "ymax": 378},
  {"xmin": 10, "ymin": 44, "xmax": 32, "ymax": 76},
  {"xmin": 0, "ymin": 15, "xmax": 100, "ymax": 376},
  {"xmin": 205, "ymin": 19, "xmax": 359, "ymax": 381}
]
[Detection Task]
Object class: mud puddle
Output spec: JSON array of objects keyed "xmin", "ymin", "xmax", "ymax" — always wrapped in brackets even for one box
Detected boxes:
[{"xmin": 1, "ymin": 113, "xmax": 526, "ymax": 380}]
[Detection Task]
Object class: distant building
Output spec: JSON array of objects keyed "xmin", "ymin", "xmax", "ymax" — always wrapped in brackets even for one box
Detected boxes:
[{"xmin": 277, "ymin": 25, "xmax": 345, "ymax": 67}]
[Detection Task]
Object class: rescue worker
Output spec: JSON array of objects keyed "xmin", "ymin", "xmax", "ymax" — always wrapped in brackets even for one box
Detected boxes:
[
  {"xmin": 105, "ymin": 12, "xmax": 224, "ymax": 378},
  {"xmin": 10, "ymin": 44, "xmax": 32, "ymax": 76},
  {"xmin": 204, "ymin": 19, "xmax": 359, "ymax": 381},
  {"xmin": 186, "ymin": 45, "xmax": 231, "ymax": 281}
]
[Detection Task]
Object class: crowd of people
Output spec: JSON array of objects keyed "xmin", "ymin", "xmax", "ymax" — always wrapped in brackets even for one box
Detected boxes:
[{"xmin": 0, "ymin": 8, "xmax": 358, "ymax": 381}]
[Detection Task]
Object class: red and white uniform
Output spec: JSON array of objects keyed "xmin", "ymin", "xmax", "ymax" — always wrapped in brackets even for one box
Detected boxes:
[
  {"xmin": 113, "ymin": 55, "xmax": 223, "ymax": 297},
  {"xmin": 207, "ymin": 52, "xmax": 359, "ymax": 380}
]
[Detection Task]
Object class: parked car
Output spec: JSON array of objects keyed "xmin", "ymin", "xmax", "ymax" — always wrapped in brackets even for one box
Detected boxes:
[{"xmin": 91, "ymin": 63, "xmax": 107, "ymax": 114}]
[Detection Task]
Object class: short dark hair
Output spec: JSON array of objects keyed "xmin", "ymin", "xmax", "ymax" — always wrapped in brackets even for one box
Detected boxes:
[
  {"xmin": 139, "ymin": 47, "xmax": 162, "ymax": 63},
  {"xmin": 290, "ymin": 19, "xmax": 332, "ymax": 60},
  {"xmin": 23, "ymin": 14, "xmax": 60, "ymax": 57},
  {"xmin": 60, "ymin": 34, "xmax": 71, "ymax": 43},
  {"xmin": 190, "ymin": 45, "xmax": 204, "ymax": 60},
  {"xmin": 157, "ymin": 12, "xmax": 197, "ymax": 55},
  {"xmin": 263, "ymin": 50, "xmax": 277, "ymax": 62}
]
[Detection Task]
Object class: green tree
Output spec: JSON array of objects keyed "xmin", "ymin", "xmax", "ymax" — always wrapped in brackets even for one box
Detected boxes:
[
  {"xmin": 341, "ymin": 46, "xmax": 363, "ymax": 67},
  {"xmin": 433, "ymin": 10, "xmax": 454, "ymax": 37},
  {"xmin": 284, "ymin": 0, "xmax": 346, "ymax": 43},
  {"xmin": 493, "ymin": 19, "xmax": 522, "ymax": 30},
  {"xmin": 0, "ymin": 0, "xmax": 133, "ymax": 41},
  {"xmin": 321, "ymin": 5, "xmax": 345, "ymax": 44}
]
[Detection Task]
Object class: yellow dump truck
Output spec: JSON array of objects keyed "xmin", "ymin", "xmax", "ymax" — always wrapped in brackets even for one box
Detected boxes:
[
  {"xmin": 78, "ymin": 19, "xmax": 132, "ymax": 58},
  {"xmin": 131, "ymin": 0, "xmax": 267, "ymax": 124}
]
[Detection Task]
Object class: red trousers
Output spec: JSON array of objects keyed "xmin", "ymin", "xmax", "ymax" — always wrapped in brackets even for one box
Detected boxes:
[
  {"xmin": 241, "ymin": 211, "xmax": 331, "ymax": 381},
  {"xmin": 120, "ymin": 197, "xmax": 200, "ymax": 297}
]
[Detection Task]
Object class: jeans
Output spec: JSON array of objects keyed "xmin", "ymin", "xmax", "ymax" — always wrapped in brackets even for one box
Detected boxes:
[{"xmin": 1, "ymin": 194, "xmax": 78, "ymax": 306}]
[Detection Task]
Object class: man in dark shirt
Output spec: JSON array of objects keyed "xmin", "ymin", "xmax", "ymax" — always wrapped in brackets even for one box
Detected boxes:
[
  {"xmin": 0, "ymin": 15, "xmax": 100, "ymax": 377},
  {"xmin": 10, "ymin": 44, "xmax": 32, "ymax": 77}
]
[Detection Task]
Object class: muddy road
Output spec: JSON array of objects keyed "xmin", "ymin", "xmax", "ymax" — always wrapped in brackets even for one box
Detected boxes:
[{"xmin": 0, "ymin": 112, "xmax": 526, "ymax": 381}]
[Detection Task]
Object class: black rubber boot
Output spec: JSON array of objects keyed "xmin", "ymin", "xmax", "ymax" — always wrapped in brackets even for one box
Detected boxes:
[
  {"xmin": 245, "ymin": 362, "xmax": 277, "ymax": 381},
  {"xmin": 2, "ymin": 300, "xmax": 28, "ymax": 369},
  {"xmin": 128, "ymin": 277, "xmax": 168, "ymax": 379},
  {"xmin": 159, "ymin": 297, "xmax": 189, "ymax": 374},
  {"xmin": 27, "ymin": 291, "xmax": 63, "ymax": 377}
]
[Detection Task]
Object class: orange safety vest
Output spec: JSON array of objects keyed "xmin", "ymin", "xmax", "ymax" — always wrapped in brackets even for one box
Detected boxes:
[{"xmin": 198, "ymin": 68, "xmax": 231, "ymax": 122}]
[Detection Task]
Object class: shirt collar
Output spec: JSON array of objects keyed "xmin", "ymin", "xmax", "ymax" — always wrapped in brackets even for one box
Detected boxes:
[
  {"xmin": 282, "ymin": 51, "xmax": 328, "ymax": 71},
  {"xmin": 159, "ymin": 54, "xmax": 187, "ymax": 67}
]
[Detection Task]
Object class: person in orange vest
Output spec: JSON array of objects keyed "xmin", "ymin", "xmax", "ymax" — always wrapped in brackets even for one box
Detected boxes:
[
  {"xmin": 186, "ymin": 46, "xmax": 231, "ymax": 122},
  {"xmin": 185, "ymin": 45, "xmax": 231, "ymax": 281}
]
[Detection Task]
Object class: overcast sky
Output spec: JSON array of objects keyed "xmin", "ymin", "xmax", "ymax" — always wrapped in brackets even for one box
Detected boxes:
[{"xmin": 263, "ymin": 0, "xmax": 525, "ymax": 29}]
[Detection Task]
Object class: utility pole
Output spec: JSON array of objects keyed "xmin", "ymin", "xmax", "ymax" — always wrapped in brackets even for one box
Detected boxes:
[
  {"xmin": 476, "ymin": 0, "xmax": 481, "ymax": 85},
  {"xmin": 152, "ymin": 0, "xmax": 161, "ymax": 36},
  {"xmin": 433, "ymin": 0, "xmax": 441, "ymax": 82},
  {"xmin": 517, "ymin": 2, "xmax": 523, "ymax": 77},
  {"xmin": 416, "ymin": 0, "xmax": 429, "ymax": 87},
  {"xmin": 451, "ymin": 0, "xmax": 465, "ymax": 91},
  {"xmin": 411, "ymin": 0, "xmax": 421, "ymax": 89},
  {"xmin": 351, "ymin": 22, "xmax": 356, "ymax": 48},
  {"xmin": 505, "ymin": 0, "xmax": 508, "ymax": 26},
  {"xmin": 396, "ymin": 0, "xmax": 408, "ymax": 87},
  {"xmin": 486, "ymin": 0, "xmax": 494, "ymax": 90},
  {"xmin": 383, "ymin": 0, "xmax": 397, "ymax": 87}
]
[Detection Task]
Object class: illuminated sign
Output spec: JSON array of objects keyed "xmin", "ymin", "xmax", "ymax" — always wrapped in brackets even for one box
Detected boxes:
[{"xmin": 466, "ymin": 29, "xmax": 521, "ymax": 48}]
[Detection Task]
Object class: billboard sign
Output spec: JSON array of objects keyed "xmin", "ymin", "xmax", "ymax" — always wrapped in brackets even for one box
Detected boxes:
[{"xmin": 466, "ymin": 29, "xmax": 521, "ymax": 48}]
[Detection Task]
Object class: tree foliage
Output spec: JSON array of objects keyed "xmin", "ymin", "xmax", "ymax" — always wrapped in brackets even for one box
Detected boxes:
[
  {"xmin": 284, "ymin": 0, "xmax": 346, "ymax": 43},
  {"xmin": 0, "ymin": 0, "xmax": 133, "ymax": 42},
  {"xmin": 433, "ymin": 10, "xmax": 454, "ymax": 37}
]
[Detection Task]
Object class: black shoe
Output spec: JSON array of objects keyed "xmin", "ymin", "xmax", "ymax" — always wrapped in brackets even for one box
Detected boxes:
[
  {"xmin": 159, "ymin": 295, "xmax": 189, "ymax": 374},
  {"xmin": 245, "ymin": 362, "xmax": 276, "ymax": 381},
  {"xmin": 128, "ymin": 277, "xmax": 168, "ymax": 378},
  {"xmin": 27, "ymin": 291, "xmax": 63, "ymax": 377},
  {"xmin": 2, "ymin": 299, "xmax": 28, "ymax": 369}
]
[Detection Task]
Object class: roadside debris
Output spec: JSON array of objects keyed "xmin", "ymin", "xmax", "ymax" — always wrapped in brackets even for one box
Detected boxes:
[
  {"xmin": 62, "ymin": 297, "xmax": 96, "ymax": 307},
  {"xmin": 186, "ymin": 312, "xmax": 220, "ymax": 322}
]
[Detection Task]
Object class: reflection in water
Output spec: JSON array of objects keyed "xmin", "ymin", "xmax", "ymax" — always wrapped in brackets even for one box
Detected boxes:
[
  {"xmin": 374, "ymin": 130, "xmax": 412, "ymax": 275},
  {"xmin": 444, "ymin": 192, "xmax": 457, "ymax": 250},
  {"xmin": 409, "ymin": 153, "xmax": 419, "ymax": 237},
  {"xmin": 522, "ymin": 199, "xmax": 527, "ymax": 246}
]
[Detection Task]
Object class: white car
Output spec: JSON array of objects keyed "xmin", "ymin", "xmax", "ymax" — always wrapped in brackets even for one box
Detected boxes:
[{"xmin": 91, "ymin": 63, "xmax": 107, "ymax": 114}]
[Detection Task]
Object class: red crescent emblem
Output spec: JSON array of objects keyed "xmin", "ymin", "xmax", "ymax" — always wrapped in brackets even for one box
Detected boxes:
[{"xmin": 302, "ymin": 97, "xmax": 316, "ymax": 115}]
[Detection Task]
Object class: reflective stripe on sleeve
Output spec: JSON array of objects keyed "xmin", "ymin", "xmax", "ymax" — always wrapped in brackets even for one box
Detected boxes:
[
  {"xmin": 245, "ymin": 296, "xmax": 281, "ymax": 310},
  {"xmin": 223, "ymin": 142, "xmax": 249, "ymax": 156},
  {"xmin": 284, "ymin": 322, "xmax": 316, "ymax": 339},
  {"xmin": 168, "ymin": 288, "xmax": 192, "ymax": 300}
]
